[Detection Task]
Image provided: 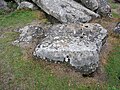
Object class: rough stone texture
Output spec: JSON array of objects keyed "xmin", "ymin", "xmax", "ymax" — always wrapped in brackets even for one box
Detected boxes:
[
  {"xmin": 0, "ymin": 0, "xmax": 7, "ymax": 9},
  {"xmin": 13, "ymin": 25, "xmax": 44, "ymax": 46},
  {"xmin": 79, "ymin": 0, "xmax": 99, "ymax": 11},
  {"xmin": 113, "ymin": 22, "xmax": 120, "ymax": 34},
  {"xmin": 32, "ymin": 0, "xmax": 99, "ymax": 23},
  {"xmin": 96, "ymin": 0, "xmax": 111, "ymax": 17},
  {"xmin": 79, "ymin": 0, "xmax": 111, "ymax": 17},
  {"xmin": 34, "ymin": 23, "xmax": 108, "ymax": 74},
  {"xmin": 17, "ymin": 1, "xmax": 36, "ymax": 9}
]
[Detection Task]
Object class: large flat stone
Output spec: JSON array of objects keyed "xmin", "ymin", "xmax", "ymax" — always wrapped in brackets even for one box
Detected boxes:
[
  {"xmin": 34, "ymin": 23, "xmax": 108, "ymax": 74},
  {"xmin": 32, "ymin": 0, "xmax": 99, "ymax": 23}
]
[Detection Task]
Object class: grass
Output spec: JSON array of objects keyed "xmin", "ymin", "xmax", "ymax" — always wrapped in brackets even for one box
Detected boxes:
[
  {"xmin": 108, "ymin": 0, "xmax": 120, "ymax": 18},
  {"xmin": 110, "ymin": 3, "xmax": 119, "ymax": 9},
  {"xmin": 0, "ymin": 10, "xmax": 45, "ymax": 29},
  {"xmin": 105, "ymin": 45, "xmax": 120, "ymax": 89},
  {"xmin": 0, "ymin": 26, "xmax": 96, "ymax": 90},
  {"xmin": 0, "ymin": 4, "xmax": 120, "ymax": 90},
  {"xmin": 112, "ymin": 12, "xmax": 120, "ymax": 18},
  {"xmin": 108, "ymin": 0, "xmax": 119, "ymax": 9},
  {"xmin": 1, "ymin": 30, "xmax": 105, "ymax": 89},
  {"xmin": 0, "ymin": 9, "xmax": 108, "ymax": 90},
  {"xmin": 0, "ymin": 10, "xmax": 94, "ymax": 90}
]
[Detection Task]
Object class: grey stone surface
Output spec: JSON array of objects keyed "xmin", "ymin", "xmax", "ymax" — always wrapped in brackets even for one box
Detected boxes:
[
  {"xmin": 32, "ymin": 0, "xmax": 99, "ymax": 23},
  {"xmin": 34, "ymin": 23, "xmax": 108, "ymax": 74},
  {"xmin": 97, "ymin": 0, "xmax": 111, "ymax": 17},
  {"xmin": 0, "ymin": 0, "xmax": 7, "ymax": 9},
  {"xmin": 17, "ymin": 1, "xmax": 36, "ymax": 9},
  {"xmin": 113, "ymin": 22, "xmax": 120, "ymax": 34},
  {"xmin": 79, "ymin": 0, "xmax": 111, "ymax": 17},
  {"xmin": 79, "ymin": 0, "xmax": 99, "ymax": 11},
  {"xmin": 13, "ymin": 25, "xmax": 44, "ymax": 46}
]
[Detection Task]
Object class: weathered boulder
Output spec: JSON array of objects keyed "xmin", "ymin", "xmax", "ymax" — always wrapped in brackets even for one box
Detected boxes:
[
  {"xmin": 32, "ymin": 0, "xmax": 99, "ymax": 23},
  {"xmin": 79, "ymin": 0, "xmax": 111, "ymax": 17},
  {"xmin": 79, "ymin": 0, "xmax": 99, "ymax": 11},
  {"xmin": 34, "ymin": 23, "xmax": 108, "ymax": 74},
  {"xmin": 96, "ymin": 0, "xmax": 111, "ymax": 17},
  {"xmin": 113, "ymin": 22, "xmax": 120, "ymax": 34},
  {"xmin": 0, "ymin": 0, "xmax": 7, "ymax": 9},
  {"xmin": 17, "ymin": 1, "xmax": 36, "ymax": 10},
  {"xmin": 13, "ymin": 25, "xmax": 44, "ymax": 46}
]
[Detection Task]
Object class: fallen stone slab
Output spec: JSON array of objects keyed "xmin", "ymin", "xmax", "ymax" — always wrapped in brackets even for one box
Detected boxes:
[
  {"xmin": 32, "ymin": 0, "xmax": 99, "ymax": 23},
  {"xmin": 34, "ymin": 23, "xmax": 108, "ymax": 74},
  {"xmin": 79, "ymin": 0, "xmax": 99, "ymax": 11},
  {"xmin": 79, "ymin": 0, "xmax": 111, "ymax": 17}
]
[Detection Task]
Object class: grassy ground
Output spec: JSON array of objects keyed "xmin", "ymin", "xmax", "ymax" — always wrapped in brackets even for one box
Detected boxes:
[
  {"xmin": 0, "ymin": 2, "xmax": 120, "ymax": 90},
  {"xmin": 0, "ymin": 32, "xmax": 82, "ymax": 90},
  {"xmin": 0, "ymin": 10, "xmax": 98, "ymax": 90},
  {"xmin": 105, "ymin": 34, "xmax": 120, "ymax": 89},
  {"xmin": 0, "ymin": 10, "xmax": 46, "ymax": 29},
  {"xmin": 0, "ymin": 11, "xmax": 93, "ymax": 90},
  {"xmin": 0, "ymin": 10, "xmax": 35, "ymax": 29},
  {"xmin": 106, "ymin": 46, "xmax": 120, "ymax": 89},
  {"xmin": 108, "ymin": 0, "xmax": 120, "ymax": 18}
]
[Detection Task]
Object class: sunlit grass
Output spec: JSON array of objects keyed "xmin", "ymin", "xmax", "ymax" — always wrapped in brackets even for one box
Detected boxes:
[{"xmin": 0, "ymin": 10, "xmax": 37, "ymax": 29}]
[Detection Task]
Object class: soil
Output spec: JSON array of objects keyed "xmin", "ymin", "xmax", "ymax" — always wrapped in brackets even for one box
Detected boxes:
[
  {"xmin": 0, "ymin": 2, "xmax": 120, "ymax": 88},
  {"xmin": 18, "ymin": 17, "xmax": 119, "ymax": 87}
]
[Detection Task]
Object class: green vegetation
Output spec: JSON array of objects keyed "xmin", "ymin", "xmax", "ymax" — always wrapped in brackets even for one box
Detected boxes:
[
  {"xmin": 0, "ymin": 31, "xmax": 77, "ymax": 89},
  {"xmin": 112, "ymin": 12, "xmax": 120, "ymax": 18},
  {"xmin": 105, "ymin": 45, "xmax": 120, "ymax": 89},
  {"xmin": 0, "ymin": 9, "xmax": 107, "ymax": 90},
  {"xmin": 0, "ymin": 10, "xmax": 94, "ymax": 90},
  {"xmin": 108, "ymin": 0, "xmax": 119, "ymax": 9},
  {"xmin": 0, "ymin": 10, "xmax": 37, "ymax": 29},
  {"xmin": 110, "ymin": 2, "xmax": 119, "ymax": 9},
  {"xmin": 108, "ymin": 0, "xmax": 120, "ymax": 18},
  {"xmin": 0, "ymin": 1, "xmax": 120, "ymax": 89},
  {"xmin": 0, "ymin": 15, "xmax": 98, "ymax": 90}
]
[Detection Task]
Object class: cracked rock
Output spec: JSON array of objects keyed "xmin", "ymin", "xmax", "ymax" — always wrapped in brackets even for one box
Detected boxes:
[
  {"xmin": 34, "ymin": 23, "xmax": 108, "ymax": 74},
  {"xmin": 32, "ymin": 0, "xmax": 99, "ymax": 23}
]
